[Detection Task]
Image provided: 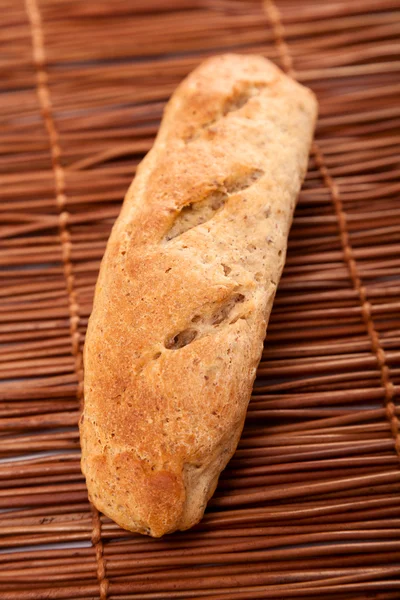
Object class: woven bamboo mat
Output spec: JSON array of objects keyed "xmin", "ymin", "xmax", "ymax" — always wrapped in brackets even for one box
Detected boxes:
[{"xmin": 1, "ymin": 0, "xmax": 400, "ymax": 598}]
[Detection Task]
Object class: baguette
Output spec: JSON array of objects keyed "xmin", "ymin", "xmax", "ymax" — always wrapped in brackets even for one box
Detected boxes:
[{"xmin": 80, "ymin": 54, "xmax": 317, "ymax": 537}]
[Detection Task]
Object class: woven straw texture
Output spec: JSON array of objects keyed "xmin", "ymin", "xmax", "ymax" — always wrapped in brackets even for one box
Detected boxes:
[{"xmin": 1, "ymin": 0, "xmax": 400, "ymax": 598}]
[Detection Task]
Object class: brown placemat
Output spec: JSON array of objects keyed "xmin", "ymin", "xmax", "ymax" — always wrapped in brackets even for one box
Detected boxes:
[{"xmin": 1, "ymin": 0, "xmax": 400, "ymax": 598}]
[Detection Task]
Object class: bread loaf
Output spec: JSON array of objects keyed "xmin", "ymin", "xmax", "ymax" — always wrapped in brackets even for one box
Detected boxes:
[{"xmin": 80, "ymin": 54, "xmax": 317, "ymax": 537}]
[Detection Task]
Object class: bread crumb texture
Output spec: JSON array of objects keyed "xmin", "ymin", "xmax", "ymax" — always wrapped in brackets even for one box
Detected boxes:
[{"xmin": 80, "ymin": 54, "xmax": 317, "ymax": 537}]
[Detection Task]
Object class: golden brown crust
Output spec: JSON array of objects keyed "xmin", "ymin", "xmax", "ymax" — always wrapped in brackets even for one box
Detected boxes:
[{"xmin": 80, "ymin": 54, "xmax": 317, "ymax": 537}]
